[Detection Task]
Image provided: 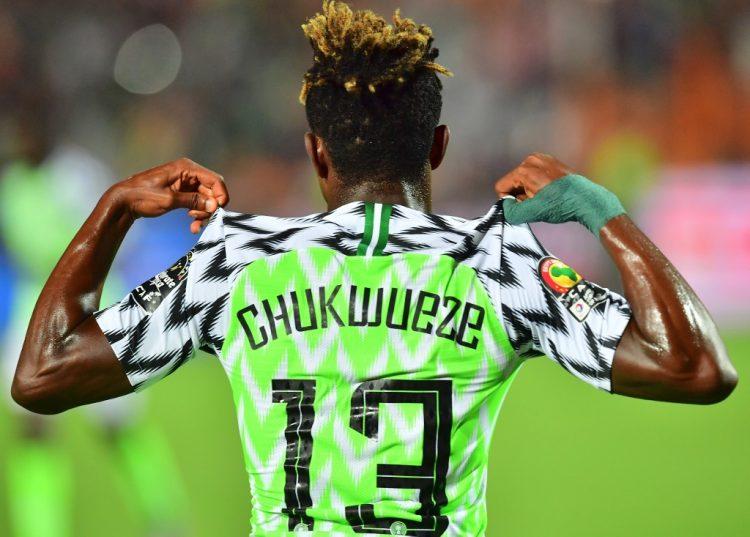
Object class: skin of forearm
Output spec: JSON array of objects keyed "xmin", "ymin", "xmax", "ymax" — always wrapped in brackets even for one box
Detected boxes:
[
  {"xmin": 12, "ymin": 159, "xmax": 226, "ymax": 413},
  {"xmin": 601, "ymin": 215, "xmax": 736, "ymax": 399},
  {"xmin": 15, "ymin": 188, "xmax": 132, "ymax": 390}
]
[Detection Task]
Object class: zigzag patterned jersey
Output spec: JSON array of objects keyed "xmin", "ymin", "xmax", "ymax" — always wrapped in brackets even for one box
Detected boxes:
[{"xmin": 95, "ymin": 201, "xmax": 631, "ymax": 536}]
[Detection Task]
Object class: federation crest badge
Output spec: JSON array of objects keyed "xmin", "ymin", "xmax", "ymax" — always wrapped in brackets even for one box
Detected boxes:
[{"xmin": 538, "ymin": 256, "xmax": 608, "ymax": 321}]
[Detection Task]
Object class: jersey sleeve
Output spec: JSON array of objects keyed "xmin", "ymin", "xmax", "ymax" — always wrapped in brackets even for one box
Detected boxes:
[
  {"xmin": 94, "ymin": 210, "xmax": 231, "ymax": 390},
  {"xmin": 498, "ymin": 221, "xmax": 631, "ymax": 392}
]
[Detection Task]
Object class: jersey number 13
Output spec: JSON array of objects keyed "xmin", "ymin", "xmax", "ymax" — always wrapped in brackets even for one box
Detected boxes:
[{"xmin": 271, "ymin": 379, "xmax": 452, "ymax": 535}]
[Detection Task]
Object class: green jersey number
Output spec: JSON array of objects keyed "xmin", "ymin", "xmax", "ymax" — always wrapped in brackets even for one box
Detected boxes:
[{"xmin": 272, "ymin": 379, "xmax": 452, "ymax": 535}]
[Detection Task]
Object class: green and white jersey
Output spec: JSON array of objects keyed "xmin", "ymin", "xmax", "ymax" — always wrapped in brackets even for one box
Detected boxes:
[{"xmin": 96, "ymin": 201, "xmax": 630, "ymax": 536}]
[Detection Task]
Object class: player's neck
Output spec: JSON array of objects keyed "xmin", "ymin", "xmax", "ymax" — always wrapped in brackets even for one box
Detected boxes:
[{"xmin": 327, "ymin": 177, "xmax": 431, "ymax": 212}]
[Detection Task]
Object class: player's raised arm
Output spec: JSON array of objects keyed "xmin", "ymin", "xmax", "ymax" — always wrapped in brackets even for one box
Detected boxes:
[
  {"xmin": 495, "ymin": 153, "xmax": 737, "ymax": 404},
  {"xmin": 11, "ymin": 158, "xmax": 228, "ymax": 414}
]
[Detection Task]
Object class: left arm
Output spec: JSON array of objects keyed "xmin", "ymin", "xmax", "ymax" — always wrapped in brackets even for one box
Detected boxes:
[
  {"xmin": 495, "ymin": 153, "xmax": 737, "ymax": 404},
  {"xmin": 601, "ymin": 215, "xmax": 736, "ymax": 403}
]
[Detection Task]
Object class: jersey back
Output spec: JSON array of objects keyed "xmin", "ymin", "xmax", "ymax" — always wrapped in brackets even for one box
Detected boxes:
[{"xmin": 96, "ymin": 201, "xmax": 631, "ymax": 536}]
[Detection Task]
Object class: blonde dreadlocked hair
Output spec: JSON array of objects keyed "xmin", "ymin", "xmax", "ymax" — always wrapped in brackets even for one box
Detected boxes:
[
  {"xmin": 300, "ymin": 1, "xmax": 452, "ymax": 104},
  {"xmin": 301, "ymin": 1, "xmax": 452, "ymax": 183}
]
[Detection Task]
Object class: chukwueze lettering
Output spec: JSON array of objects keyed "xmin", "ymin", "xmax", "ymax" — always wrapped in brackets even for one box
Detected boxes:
[{"xmin": 236, "ymin": 285, "xmax": 485, "ymax": 350}]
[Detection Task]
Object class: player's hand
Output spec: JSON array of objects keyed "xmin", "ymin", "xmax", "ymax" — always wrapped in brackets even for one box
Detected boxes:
[
  {"xmin": 494, "ymin": 153, "xmax": 573, "ymax": 201},
  {"xmin": 495, "ymin": 153, "xmax": 625, "ymax": 234},
  {"xmin": 109, "ymin": 158, "xmax": 229, "ymax": 234}
]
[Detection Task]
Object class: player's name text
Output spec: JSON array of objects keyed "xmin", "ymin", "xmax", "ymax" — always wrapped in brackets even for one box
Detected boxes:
[{"xmin": 236, "ymin": 285, "xmax": 485, "ymax": 350}]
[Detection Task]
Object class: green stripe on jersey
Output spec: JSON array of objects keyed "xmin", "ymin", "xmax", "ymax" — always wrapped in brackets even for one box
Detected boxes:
[
  {"xmin": 356, "ymin": 202, "xmax": 375, "ymax": 256},
  {"xmin": 357, "ymin": 203, "xmax": 392, "ymax": 256},
  {"xmin": 372, "ymin": 203, "xmax": 392, "ymax": 256}
]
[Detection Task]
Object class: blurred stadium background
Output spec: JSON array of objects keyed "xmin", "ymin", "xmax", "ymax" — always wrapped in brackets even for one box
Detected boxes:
[{"xmin": 0, "ymin": 0, "xmax": 748, "ymax": 535}]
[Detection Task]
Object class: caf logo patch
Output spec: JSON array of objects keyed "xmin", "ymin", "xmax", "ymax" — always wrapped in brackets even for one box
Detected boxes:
[
  {"xmin": 131, "ymin": 251, "xmax": 193, "ymax": 314},
  {"xmin": 539, "ymin": 257, "xmax": 582, "ymax": 295},
  {"xmin": 538, "ymin": 256, "xmax": 608, "ymax": 321}
]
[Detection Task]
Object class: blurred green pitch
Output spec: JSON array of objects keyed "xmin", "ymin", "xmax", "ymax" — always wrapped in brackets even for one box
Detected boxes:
[{"xmin": 0, "ymin": 332, "xmax": 746, "ymax": 536}]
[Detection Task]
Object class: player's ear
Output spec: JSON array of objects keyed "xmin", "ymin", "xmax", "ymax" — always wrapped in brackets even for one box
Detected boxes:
[
  {"xmin": 429, "ymin": 125, "xmax": 450, "ymax": 171},
  {"xmin": 305, "ymin": 132, "xmax": 330, "ymax": 180}
]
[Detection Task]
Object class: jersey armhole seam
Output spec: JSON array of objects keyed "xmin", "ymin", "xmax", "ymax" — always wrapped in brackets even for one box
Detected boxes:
[
  {"xmin": 468, "ymin": 222, "xmax": 524, "ymax": 372},
  {"xmin": 215, "ymin": 259, "xmax": 257, "ymax": 360},
  {"xmin": 496, "ymin": 230, "xmax": 524, "ymax": 369}
]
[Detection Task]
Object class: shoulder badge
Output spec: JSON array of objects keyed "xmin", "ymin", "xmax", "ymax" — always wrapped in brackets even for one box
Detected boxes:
[{"xmin": 538, "ymin": 256, "xmax": 608, "ymax": 321}]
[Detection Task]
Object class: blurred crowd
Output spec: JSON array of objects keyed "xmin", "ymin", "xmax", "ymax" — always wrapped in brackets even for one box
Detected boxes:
[{"xmin": 2, "ymin": 0, "xmax": 750, "ymax": 211}]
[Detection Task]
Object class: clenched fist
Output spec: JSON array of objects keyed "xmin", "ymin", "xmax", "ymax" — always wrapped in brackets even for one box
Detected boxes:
[
  {"xmin": 494, "ymin": 153, "xmax": 624, "ymax": 235},
  {"xmin": 107, "ymin": 158, "xmax": 229, "ymax": 234},
  {"xmin": 494, "ymin": 153, "xmax": 573, "ymax": 201}
]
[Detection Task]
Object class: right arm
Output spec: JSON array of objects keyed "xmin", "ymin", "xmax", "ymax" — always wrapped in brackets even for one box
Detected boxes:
[{"xmin": 11, "ymin": 158, "xmax": 228, "ymax": 414}]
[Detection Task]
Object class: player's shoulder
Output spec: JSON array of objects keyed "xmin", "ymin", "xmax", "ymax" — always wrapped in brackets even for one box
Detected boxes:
[
  {"xmin": 386, "ymin": 202, "xmax": 502, "ymax": 248},
  {"xmin": 385, "ymin": 200, "xmax": 508, "ymax": 257},
  {"xmin": 201, "ymin": 205, "xmax": 362, "ymax": 258},
  {"xmin": 494, "ymin": 198, "xmax": 549, "ymax": 258}
]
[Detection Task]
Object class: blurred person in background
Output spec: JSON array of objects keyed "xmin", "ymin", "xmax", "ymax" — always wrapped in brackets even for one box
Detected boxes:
[{"xmin": 0, "ymin": 86, "xmax": 189, "ymax": 537}]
